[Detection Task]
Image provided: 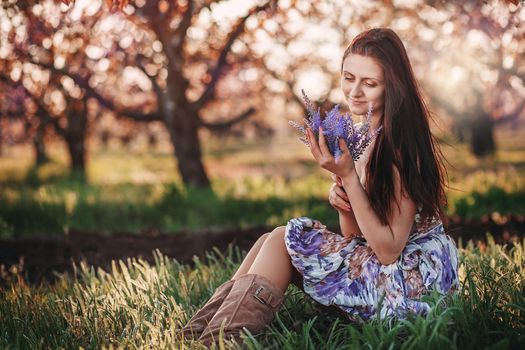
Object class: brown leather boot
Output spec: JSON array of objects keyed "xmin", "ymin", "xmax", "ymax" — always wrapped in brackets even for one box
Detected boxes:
[
  {"xmin": 197, "ymin": 274, "xmax": 285, "ymax": 347},
  {"xmin": 181, "ymin": 279, "xmax": 235, "ymax": 340}
]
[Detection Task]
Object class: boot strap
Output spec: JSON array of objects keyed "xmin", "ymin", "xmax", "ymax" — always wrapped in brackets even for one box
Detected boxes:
[{"xmin": 252, "ymin": 285, "xmax": 282, "ymax": 309}]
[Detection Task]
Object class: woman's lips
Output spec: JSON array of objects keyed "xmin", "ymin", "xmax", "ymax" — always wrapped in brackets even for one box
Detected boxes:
[{"xmin": 350, "ymin": 99, "xmax": 366, "ymax": 104}]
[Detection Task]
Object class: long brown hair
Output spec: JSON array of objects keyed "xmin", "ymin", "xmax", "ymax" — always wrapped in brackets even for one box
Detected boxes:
[{"xmin": 341, "ymin": 28, "xmax": 448, "ymax": 227}]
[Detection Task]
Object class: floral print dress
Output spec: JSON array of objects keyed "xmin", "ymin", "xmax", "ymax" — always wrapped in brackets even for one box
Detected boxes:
[{"xmin": 284, "ymin": 212, "xmax": 459, "ymax": 321}]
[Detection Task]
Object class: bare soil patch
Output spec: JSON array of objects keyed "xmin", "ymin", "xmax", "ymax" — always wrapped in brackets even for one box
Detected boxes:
[{"xmin": 1, "ymin": 216, "xmax": 524, "ymax": 285}]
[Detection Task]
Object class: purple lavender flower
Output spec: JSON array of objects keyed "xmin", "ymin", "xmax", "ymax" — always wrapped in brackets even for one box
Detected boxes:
[{"xmin": 289, "ymin": 89, "xmax": 382, "ymax": 161}]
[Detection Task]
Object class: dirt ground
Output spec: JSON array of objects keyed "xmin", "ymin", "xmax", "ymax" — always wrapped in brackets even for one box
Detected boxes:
[{"xmin": 1, "ymin": 215, "xmax": 524, "ymax": 285}]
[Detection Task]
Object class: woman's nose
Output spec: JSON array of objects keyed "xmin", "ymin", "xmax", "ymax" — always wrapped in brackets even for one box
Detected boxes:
[{"xmin": 350, "ymin": 84, "xmax": 363, "ymax": 97}]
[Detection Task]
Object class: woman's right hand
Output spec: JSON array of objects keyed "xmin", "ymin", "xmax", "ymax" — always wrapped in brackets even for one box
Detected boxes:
[{"xmin": 329, "ymin": 174, "xmax": 352, "ymax": 212}]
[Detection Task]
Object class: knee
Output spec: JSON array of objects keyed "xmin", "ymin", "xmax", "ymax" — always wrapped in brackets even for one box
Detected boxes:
[
  {"xmin": 266, "ymin": 226, "xmax": 287, "ymax": 246},
  {"xmin": 255, "ymin": 232, "xmax": 270, "ymax": 245}
]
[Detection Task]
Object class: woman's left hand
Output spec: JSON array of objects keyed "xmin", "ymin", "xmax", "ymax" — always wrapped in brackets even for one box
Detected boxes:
[{"xmin": 306, "ymin": 127, "xmax": 356, "ymax": 179}]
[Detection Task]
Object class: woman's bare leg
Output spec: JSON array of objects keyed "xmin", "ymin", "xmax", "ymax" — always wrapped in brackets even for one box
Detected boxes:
[
  {"xmin": 246, "ymin": 226, "xmax": 292, "ymax": 292},
  {"xmin": 230, "ymin": 232, "xmax": 270, "ymax": 280}
]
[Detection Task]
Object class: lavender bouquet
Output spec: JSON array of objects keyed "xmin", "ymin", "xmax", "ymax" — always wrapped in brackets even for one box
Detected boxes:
[{"xmin": 289, "ymin": 89, "xmax": 382, "ymax": 161}]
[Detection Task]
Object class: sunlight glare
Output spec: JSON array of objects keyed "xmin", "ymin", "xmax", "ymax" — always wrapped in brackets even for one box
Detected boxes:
[
  {"xmin": 442, "ymin": 21, "xmax": 454, "ymax": 35},
  {"xmin": 86, "ymin": 45, "xmax": 106, "ymax": 60},
  {"xmin": 417, "ymin": 26, "xmax": 436, "ymax": 41},
  {"xmin": 296, "ymin": 68, "xmax": 330, "ymax": 100},
  {"xmin": 119, "ymin": 35, "xmax": 133, "ymax": 49},
  {"xmin": 123, "ymin": 66, "xmax": 152, "ymax": 91},
  {"xmin": 503, "ymin": 56, "xmax": 514, "ymax": 69},
  {"xmin": 450, "ymin": 66, "xmax": 465, "ymax": 83},
  {"xmin": 97, "ymin": 58, "xmax": 110, "ymax": 71},
  {"xmin": 0, "ymin": 45, "xmax": 10, "ymax": 59},
  {"xmin": 70, "ymin": 0, "xmax": 100, "ymax": 20},
  {"xmin": 32, "ymin": 4, "xmax": 43, "ymax": 16},
  {"xmin": 480, "ymin": 69, "xmax": 498, "ymax": 85},
  {"xmin": 30, "ymin": 69, "xmax": 43, "ymax": 83},
  {"xmin": 393, "ymin": 0, "xmax": 421, "ymax": 6},
  {"xmin": 54, "ymin": 55, "xmax": 66, "ymax": 69},
  {"xmin": 1, "ymin": 17, "xmax": 12, "ymax": 32},
  {"xmin": 209, "ymin": 0, "xmax": 257, "ymax": 21},
  {"xmin": 239, "ymin": 68, "xmax": 258, "ymax": 82},
  {"xmin": 509, "ymin": 76, "xmax": 525, "ymax": 96},
  {"xmin": 10, "ymin": 66, "xmax": 21, "ymax": 82},
  {"xmin": 393, "ymin": 17, "xmax": 411, "ymax": 31},
  {"xmin": 467, "ymin": 29, "xmax": 491, "ymax": 51},
  {"xmin": 42, "ymin": 38, "xmax": 52, "ymax": 49},
  {"xmin": 152, "ymin": 40, "xmax": 163, "ymax": 53},
  {"xmin": 53, "ymin": 32, "xmax": 64, "ymax": 47}
]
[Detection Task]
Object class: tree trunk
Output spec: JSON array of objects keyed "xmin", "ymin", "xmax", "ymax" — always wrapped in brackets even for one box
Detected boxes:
[
  {"xmin": 33, "ymin": 118, "xmax": 49, "ymax": 165},
  {"xmin": 169, "ymin": 108, "xmax": 210, "ymax": 188},
  {"xmin": 64, "ymin": 100, "xmax": 88, "ymax": 180},
  {"xmin": 65, "ymin": 135, "xmax": 86, "ymax": 178},
  {"xmin": 470, "ymin": 111, "xmax": 495, "ymax": 157},
  {"xmin": 160, "ymin": 71, "xmax": 211, "ymax": 189},
  {"xmin": 34, "ymin": 137, "xmax": 48, "ymax": 165}
]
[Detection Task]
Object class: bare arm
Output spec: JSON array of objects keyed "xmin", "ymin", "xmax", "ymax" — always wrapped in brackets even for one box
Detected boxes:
[
  {"xmin": 338, "ymin": 210, "xmax": 363, "ymax": 239},
  {"xmin": 307, "ymin": 127, "xmax": 416, "ymax": 265},
  {"xmin": 328, "ymin": 176, "xmax": 362, "ymax": 239},
  {"xmin": 341, "ymin": 167, "xmax": 416, "ymax": 265}
]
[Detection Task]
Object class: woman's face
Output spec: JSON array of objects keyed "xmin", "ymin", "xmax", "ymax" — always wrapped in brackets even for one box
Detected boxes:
[{"xmin": 341, "ymin": 54, "xmax": 385, "ymax": 118}]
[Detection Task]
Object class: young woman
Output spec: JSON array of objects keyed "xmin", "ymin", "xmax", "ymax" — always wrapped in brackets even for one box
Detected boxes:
[{"xmin": 182, "ymin": 27, "xmax": 459, "ymax": 346}]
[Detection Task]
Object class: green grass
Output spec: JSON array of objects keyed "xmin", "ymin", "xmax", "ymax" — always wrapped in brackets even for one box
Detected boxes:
[
  {"xmin": 1, "ymin": 130, "xmax": 524, "ymax": 348},
  {"xmin": 0, "ymin": 236, "xmax": 523, "ymax": 349},
  {"xmin": 2, "ymin": 170, "xmax": 523, "ymax": 237},
  {"xmin": 1, "ymin": 128, "xmax": 525, "ymax": 236},
  {"xmin": 0, "ymin": 177, "xmax": 339, "ymax": 236},
  {"xmin": 1, "ymin": 168, "xmax": 524, "ymax": 237}
]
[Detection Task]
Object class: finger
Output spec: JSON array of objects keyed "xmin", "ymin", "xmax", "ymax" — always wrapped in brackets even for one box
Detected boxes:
[
  {"xmin": 331, "ymin": 173, "xmax": 337, "ymax": 182},
  {"xmin": 337, "ymin": 196, "xmax": 352, "ymax": 211},
  {"xmin": 335, "ymin": 194, "xmax": 350, "ymax": 207},
  {"xmin": 329, "ymin": 194, "xmax": 348, "ymax": 211},
  {"xmin": 318, "ymin": 127, "xmax": 332, "ymax": 157},
  {"xmin": 329, "ymin": 187, "xmax": 351, "ymax": 211},
  {"xmin": 333, "ymin": 203, "xmax": 346, "ymax": 212},
  {"xmin": 329, "ymin": 183, "xmax": 350, "ymax": 202},
  {"xmin": 338, "ymin": 138, "xmax": 352, "ymax": 159},
  {"xmin": 307, "ymin": 128, "xmax": 322, "ymax": 161},
  {"xmin": 339, "ymin": 138, "xmax": 354, "ymax": 160},
  {"xmin": 335, "ymin": 199, "xmax": 352, "ymax": 212},
  {"xmin": 328, "ymin": 185, "xmax": 338, "ymax": 203},
  {"xmin": 334, "ymin": 186, "xmax": 349, "ymax": 201},
  {"xmin": 335, "ymin": 176, "xmax": 342, "ymax": 186}
]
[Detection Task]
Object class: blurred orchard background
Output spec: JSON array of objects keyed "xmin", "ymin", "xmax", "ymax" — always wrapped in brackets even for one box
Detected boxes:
[
  {"xmin": 0, "ymin": 0, "xmax": 524, "ymax": 281},
  {"xmin": 1, "ymin": 1, "xmax": 525, "ymax": 349}
]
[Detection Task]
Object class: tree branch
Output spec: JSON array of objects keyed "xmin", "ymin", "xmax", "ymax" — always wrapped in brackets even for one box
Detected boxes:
[
  {"xmin": 173, "ymin": 0, "xmax": 194, "ymax": 54},
  {"xmin": 194, "ymin": 0, "xmax": 275, "ymax": 109},
  {"xmin": 135, "ymin": 54, "xmax": 163, "ymax": 103},
  {"xmin": 0, "ymin": 72, "xmax": 66, "ymax": 136},
  {"xmin": 495, "ymin": 99, "xmax": 525, "ymax": 125},
  {"xmin": 20, "ymin": 53, "xmax": 163, "ymax": 122},
  {"xmin": 200, "ymin": 106, "xmax": 256, "ymax": 131}
]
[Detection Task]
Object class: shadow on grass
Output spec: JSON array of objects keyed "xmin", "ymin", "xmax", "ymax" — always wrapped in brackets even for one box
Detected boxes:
[
  {"xmin": 4, "ymin": 162, "xmax": 87, "ymax": 188},
  {"xmin": 0, "ymin": 182, "xmax": 337, "ymax": 237}
]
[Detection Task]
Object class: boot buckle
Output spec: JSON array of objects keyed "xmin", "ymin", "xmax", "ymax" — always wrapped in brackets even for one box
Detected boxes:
[{"xmin": 254, "ymin": 286, "xmax": 267, "ymax": 305}]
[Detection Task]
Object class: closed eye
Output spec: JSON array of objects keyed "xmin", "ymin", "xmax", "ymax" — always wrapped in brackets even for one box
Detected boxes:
[{"xmin": 344, "ymin": 75, "xmax": 377, "ymax": 85}]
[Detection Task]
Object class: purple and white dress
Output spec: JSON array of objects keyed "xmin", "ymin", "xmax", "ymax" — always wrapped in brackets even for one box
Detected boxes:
[{"xmin": 284, "ymin": 211, "xmax": 459, "ymax": 321}]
